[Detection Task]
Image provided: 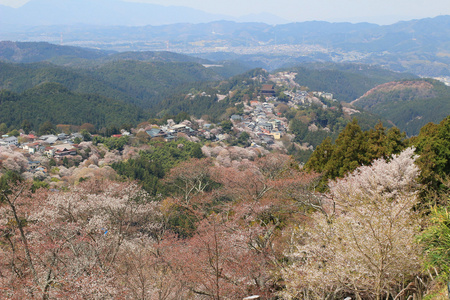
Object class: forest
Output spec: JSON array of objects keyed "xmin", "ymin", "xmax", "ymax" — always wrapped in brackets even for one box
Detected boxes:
[{"xmin": 2, "ymin": 117, "xmax": 450, "ymax": 299}]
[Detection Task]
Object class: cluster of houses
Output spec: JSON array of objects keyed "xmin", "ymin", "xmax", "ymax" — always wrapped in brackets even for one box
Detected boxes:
[
  {"xmin": 233, "ymin": 100, "xmax": 288, "ymax": 145},
  {"xmin": 145, "ymin": 119, "xmax": 196, "ymax": 141},
  {"xmin": 20, "ymin": 133, "xmax": 80, "ymax": 157}
]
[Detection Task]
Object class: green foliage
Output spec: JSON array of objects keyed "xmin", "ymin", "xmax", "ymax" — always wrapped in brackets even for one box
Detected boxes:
[
  {"xmin": 413, "ymin": 117, "xmax": 450, "ymax": 191},
  {"xmin": 0, "ymin": 83, "xmax": 146, "ymax": 131},
  {"xmin": 305, "ymin": 119, "xmax": 408, "ymax": 184},
  {"xmin": 31, "ymin": 180, "xmax": 49, "ymax": 192},
  {"xmin": 156, "ymin": 69, "xmax": 267, "ymax": 121},
  {"xmin": 39, "ymin": 120, "xmax": 56, "ymax": 135},
  {"xmin": 220, "ymin": 120, "xmax": 233, "ymax": 133},
  {"xmin": 0, "ymin": 123, "xmax": 8, "ymax": 135},
  {"xmin": 418, "ymin": 206, "xmax": 450, "ymax": 280},
  {"xmin": 88, "ymin": 60, "xmax": 221, "ymax": 109},
  {"xmin": 80, "ymin": 129, "xmax": 92, "ymax": 141},
  {"xmin": 93, "ymin": 136, "xmax": 129, "ymax": 151},
  {"xmin": 289, "ymin": 64, "xmax": 413, "ymax": 102},
  {"xmin": 6, "ymin": 129, "xmax": 20, "ymax": 137},
  {"xmin": 112, "ymin": 139, "xmax": 204, "ymax": 195},
  {"xmin": 21, "ymin": 119, "xmax": 32, "ymax": 134},
  {"xmin": 0, "ymin": 171, "xmax": 22, "ymax": 202},
  {"xmin": 354, "ymin": 79, "xmax": 450, "ymax": 136}
]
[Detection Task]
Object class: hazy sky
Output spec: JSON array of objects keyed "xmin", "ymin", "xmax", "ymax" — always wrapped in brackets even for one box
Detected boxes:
[{"xmin": 1, "ymin": 0, "xmax": 449, "ymax": 24}]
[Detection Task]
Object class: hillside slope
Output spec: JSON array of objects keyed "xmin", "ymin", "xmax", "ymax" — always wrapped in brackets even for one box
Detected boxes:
[
  {"xmin": 0, "ymin": 83, "xmax": 147, "ymax": 130},
  {"xmin": 352, "ymin": 79, "xmax": 450, "ymax": 136}
]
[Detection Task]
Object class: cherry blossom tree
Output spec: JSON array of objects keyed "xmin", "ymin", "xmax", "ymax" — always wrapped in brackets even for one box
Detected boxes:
[
  {"xmin": 281, "ymin": 148, "xmax": 423, "ymax": 300},
  {"xmin": 0, "ymin": 178, "xmax": 165, "ymax": 299},
  {"xmin": 164, "ymin": 158, "xmax": 215, "ymax": 205}
]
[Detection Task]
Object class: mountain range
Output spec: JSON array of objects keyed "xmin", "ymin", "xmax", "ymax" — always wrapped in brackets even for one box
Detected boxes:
[
  {"xmin": 0, "ymin": 0, "xmax": 288, "ymax": 26},
  {"xmin": 2, "ymin": 4, "xmax": 450, "ymax": 76}
]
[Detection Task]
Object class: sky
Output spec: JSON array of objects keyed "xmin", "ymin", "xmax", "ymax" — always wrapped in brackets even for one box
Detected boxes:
[{"xmin": 0, "ymin": 0, "xmax": 449, "ymax": 24}]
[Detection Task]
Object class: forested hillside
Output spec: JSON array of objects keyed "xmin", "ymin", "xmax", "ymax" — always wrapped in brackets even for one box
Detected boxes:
[
  {"xmin": 87, "ymin": 60, "xmax": 222, "ymax": 108},
  {"xmin": 289, "ymin": 63, "xmax": 417, "ymax": 101},
  {"xmin": 0, "ymin": 83, "xmax": 146, "ymax": 130},
  {"xmin": 0, "ymin": 41, "xmax": 108, "ymax": 63},
  {"xmin": 353, "ymin": 79, "xmax": 450, "ymax": 136},
  {"xmin": 0, "ymin": 59, "xmax": 223, "ymax": 109}
]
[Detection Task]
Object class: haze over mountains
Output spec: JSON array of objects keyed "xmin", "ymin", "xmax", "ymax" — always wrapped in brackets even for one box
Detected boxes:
[
  {"xmin": 0, "ymin": 0, "xmax": 288, "ymax": 26},
  {"xmin": 1, "ymin": 0, "xmax": 450, "ymax": 77}
]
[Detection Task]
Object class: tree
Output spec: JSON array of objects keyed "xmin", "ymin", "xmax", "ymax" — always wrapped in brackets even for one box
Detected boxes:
[
  {"xmin": 6, "ymin": 129, "xmax": 20, "ymax": 137},
  {"xmin": 39, "ymin": 120, "xmax": 56, "ymax": 135},
  {"xmin": 0, "ymin": 178, "xmax": 164, "ymax": 299},
  {"xmin": 220, "ymin": 120, "xmax": 233, "ymax": 134},
  {"xmin": 21, "ymin": 119, "xmax": 32, "ymax": 134},
  {"xmin": 164, "ymin": 158, "xmax": 214, "ymax": 204},
  {"xmin": 0, "ymin": 122, "xmax": 8, "ymax": 135},
  {"xmin": 166, "ymin": 213, "xmax": 274, "ymax": 299},
  {"xmin": 80, "ymin": 123, "xmax": 96, "ymax": 133},
  {"xmin": 80, "ymin": 129, "xmax": 92, "ymax": 141},
  {"xmin": 413, "ymin": 117, "xmax": 450, "ymax": 192},
  {"xmin": 282, "ymin": 148, "xmax": 423, "ymax": 300},
  {"xmin": 418, "ymin": 204, "xmax": 450, "ymax": 295}
]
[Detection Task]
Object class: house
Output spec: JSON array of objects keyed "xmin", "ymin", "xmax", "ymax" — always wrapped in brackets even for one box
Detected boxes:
[
  {"xmin": 39, "ymin": 135, "xmax": 58, "ymax": 144},
  {"xmin": 23, "ymin": 142, "xmax": 41, "ymax": 154},
  {"xmin": 269, "ymin": 131, "xmax": 282, "ymax": 140},
  {"xmin": 259, "ymin": 134, "xmax": 274, "ymax": 144},
  {"xmin": 322, "ymin": 93, "xmax": 333, "ymax": 100},
  {"xmin": 230, "ymin": 115, "xmax": 243, "ymax": 122},
  {"xmin": 1, "ymin": 136, "xmax": 18, "ymax": 146},
  {"xmin": 45, "ymin": 147, "xmax": 56, "ymax": 157},
  {"xmin": 146, "ymin": 128, "xmax": 166, "ymax": 138},
  {"xmin": 28, "ymin": 160, "xmax": 41, "ymax": 170},
  {"xmin": 259, "ymin": 122, "xmax": 273, "ymax": 131},
  {"xmin": 57, "ymin": 133, "xmax": 68, "ymax": 140},
  {"xmin": 172, "ymin": 124, "xmax": 188, "ymax": 133},
  {"xmin": 54, "ymin": 147, "xmax": 77, "ymax": 158}
]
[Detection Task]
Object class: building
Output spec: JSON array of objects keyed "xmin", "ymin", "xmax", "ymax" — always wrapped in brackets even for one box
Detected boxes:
[
  {"xmin": 0, "ymin": 136, "xmax": 18, "ymax": 147},
  {"xmin": 261, "ymin": 84, "xmax": 275, "ymax": 97}
]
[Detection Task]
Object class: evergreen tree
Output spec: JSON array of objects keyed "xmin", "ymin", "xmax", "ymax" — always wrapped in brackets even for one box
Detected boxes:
[
  {"xmin": 413, "ymin": 117, "xmax": 450, "ymax": 191},
  {"xmin": 324, "ymin": 118, "xmax": 369, "ymax": 179},
  {"xmin": 304, "ymin": 136, "xmax": 334, "ymax": 174},
  {"xmin": 21, "ymin": 120, "xmax": 32, "ymax": 134},
  {"xmin": 39, "ymin": 121, "xmax": 56, "ymax": 135}
]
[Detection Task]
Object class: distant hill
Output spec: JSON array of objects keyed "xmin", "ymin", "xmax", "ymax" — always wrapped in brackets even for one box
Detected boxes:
[
  {"xmin": 0, "ymin": 83, "xmax": 147, "ymax": 130},
  {"xmin": 0, "ymin": 0, "xmax": 230, "ymax": 26},
  {"xmin": 288, "ymin": 63, "xmax": 417, "ymax": 101},
  {"xmin": 106, "ymin": 51, "xmax": 211, "ymax": 64},
  {"xmin": 3, "ymin": 16, "xmax": 450, "ymax": 75},
  {"xmin": 0, "ymin": 41, "xmax": 109, "ymax": 64},
  {"xmin": 0, "ymin": 58, "xmax": 223, "ymax": 109},
  {"xmin": 86, "ymin": 60, "xmax": 222, "ymax": 108},
  {"xmin": 352, "ymin": 79, "xmax": 450, "ymax": 136}
]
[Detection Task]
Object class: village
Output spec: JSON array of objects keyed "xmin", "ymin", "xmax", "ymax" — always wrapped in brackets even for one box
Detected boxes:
[{"xmin": 0, "ymin": 71, "xmax": 338, "ymax": 182}]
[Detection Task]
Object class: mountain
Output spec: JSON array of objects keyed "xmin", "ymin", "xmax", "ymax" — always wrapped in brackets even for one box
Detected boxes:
[
  {"xmin": 0, "ymin": 41, "xmax": 109, "ymax": 64},
  {"xmin": 352, "ymin": 79, "xmax": 450, "ymax": 136},
  {"xmin": 0, "ymin": 0, "xmax": 231, "ymax": 26},
  {"xmin": 3, "ymin": 16, "xmax": 450, "ymax": 76},
  {"xmin": 87, "ymin": 60, "xmax": 222, "ymax": 108},
  {"xmin": 0, "ymin": 58, "xmax": 223, "ymax": 109},
  {"xmin": 0, "ymin": 83, "xmax": 147, "ymax": 130},
  {"xmin": 288, "ymin": 63, "xmax": 417, "ymax": 101}
]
